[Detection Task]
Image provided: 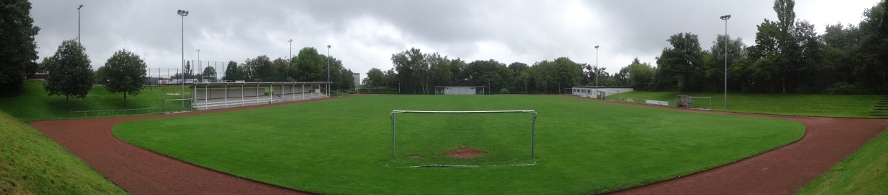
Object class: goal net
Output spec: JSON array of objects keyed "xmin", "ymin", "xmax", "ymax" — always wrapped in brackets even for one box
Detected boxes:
[{"xmin": 388, "ymin": 110, "xmax": 537, "ymax": 167}]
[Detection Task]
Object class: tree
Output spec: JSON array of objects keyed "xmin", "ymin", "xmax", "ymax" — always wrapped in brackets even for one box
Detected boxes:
[
  {"xmin": 853, "ymin": 0, "xmax": 888, "ymax": 90},
  {"xmin": 710, "ymin": 35, "xmax": 746, "ymax": 92},
  {"xmin": 427, "ymin": 53, "xmax": 452, "ymax": 88},
  {"xmin": 508, "ymin": 62, "xmax": 530, "ymax": 93},
  {"xmin": 655, "ymin": 32, "xmax": 705, "ymax": 91},
  {"xmin": 391, "ymin": 48, "xmax": 428, "ymax": 93},
  {"xmin": 294, "ymin": 47, "xmax": 325, "ymax": 82},
  {"xmin": 365, "ymin": 68, "xmax": 385, "ymax": 87},
  {"xmin": 202, "ymin": 66, "xmax": 217, "ymax": 82},
  {"xmin": 103, "ymin": 49, "xmax": 147, "ymax": 105},
  {"xmin": 458, "ymin": 59, "xmax": 514, "ymax": 93},
  {"xmin": 95, "ymin": 66, "xmax": 109, "ymax": 86},
  {"xmin": 0, "ymin": 0, "xmax": 40, "ymax": 96},
  {"xmin": 44, "ymin": 39, "xmax": 94, "ymax": 102},
  {"xmin": 223, "ymin": 61, "xmax": 241, "ymax": 81},
  {"xmin": 244, "ymin": 55, "xmax": 272, "ymax": 82},
  {"xmin": 624, "ymin": 58, "xmax": 656, "ymax": 90}
]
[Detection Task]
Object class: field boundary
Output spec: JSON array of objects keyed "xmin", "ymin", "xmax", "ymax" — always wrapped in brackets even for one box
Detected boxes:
[{"xmin": 26, "ymin": 95, "xmax": 887, "ymax": 194}]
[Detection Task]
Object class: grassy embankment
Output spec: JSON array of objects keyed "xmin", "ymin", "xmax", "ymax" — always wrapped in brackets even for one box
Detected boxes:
[{"xmin": 0, "ymin": 110, "xmax": 126, "ymax": 194}]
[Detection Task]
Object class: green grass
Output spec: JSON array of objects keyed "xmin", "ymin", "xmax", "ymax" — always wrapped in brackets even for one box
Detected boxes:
[
  {"xmin": 796, "ymin": 127, "xmax": 888, "ymax": 195},
  {"xmin": 113, "ymin": 95, "xmax": 804, "ymax": 194},
  {"xmin": 607, "ymin": 91, "xmax": 882, "ymax": 118},
  {"xmin": 0, "ymin": 110, "xmax": 126, "ymax": 194},
  {"xmin": 0, "ymin": 80, "xmax": 191, "ymax": 120}
]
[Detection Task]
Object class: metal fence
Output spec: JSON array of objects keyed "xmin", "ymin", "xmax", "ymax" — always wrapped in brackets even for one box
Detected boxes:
[{"xmin": 68, "ymin": 107, "xmax": 161, "ymax": 118}]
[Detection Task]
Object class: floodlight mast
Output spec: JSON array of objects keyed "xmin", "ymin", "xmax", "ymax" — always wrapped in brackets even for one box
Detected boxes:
[
  {"xmin": 720, "ymin": 14, "xmax": 730, "ymax": 109},
  {"xmin": 594, "ymin": 45, "xmax": 599, "ymax": 94},
  {"xmin": 178, "ymin": 9, "xmax": 189, "ymax": 106},
  {"xmin": 327, "ymin": 45, "xmax": 331, "ymax": 97},
  {"xmin": 77, "ymin": 5, "xmax": 83, "ymax": 43}
]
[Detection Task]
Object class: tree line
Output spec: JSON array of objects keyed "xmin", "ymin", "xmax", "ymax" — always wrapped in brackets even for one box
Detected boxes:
[
  {"xmin": 362, "ymin": 48, "xmax": 597, "ymax": 94},
  {"xmin": 638, "ymin": 0, "xmax": 888, "ymax": 94},
  {"xmin": 220, "ymin": 47, "xmax": 356, "ymax": 90}
]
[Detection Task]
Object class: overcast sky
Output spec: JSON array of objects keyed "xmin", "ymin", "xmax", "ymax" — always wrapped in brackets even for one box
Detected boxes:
[{"xmin": 30, "ymin": 0, "xmax": 881, "ymax": 77}]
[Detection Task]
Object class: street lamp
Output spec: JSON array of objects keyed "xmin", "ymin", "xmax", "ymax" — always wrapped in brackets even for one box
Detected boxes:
[
  {"xmin": 77, "ymin": 5, "xmax": 83, "ymax": 43},
  {"xmin": 178, "ymin": 9, "xmax": 189, "ymax": 106},
  {"xmin": 326, "ymin": 45, "xmax": 332, "ymax": 96},
  {"xmin": 196, "ymin": 49, "xmax": 200, "ymax": 82},
  {"xmin": 720, "ymin": 14, "xmax": 731, "ymax": 109},
  {"xmin": 594, "ymin": 45, "xmax": 599, "ymax": 94}
]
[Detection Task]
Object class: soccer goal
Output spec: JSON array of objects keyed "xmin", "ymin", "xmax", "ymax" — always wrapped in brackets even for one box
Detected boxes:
[{"xmin": 388, "ymin": 110, "xmax": 537, "ymax": 168}]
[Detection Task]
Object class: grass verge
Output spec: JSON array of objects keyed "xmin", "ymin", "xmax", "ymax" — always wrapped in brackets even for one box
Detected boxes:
[
  {"xmin": 796, "ymin": 127, "xmax": 888, "ymax": 194},
  {"xmin": 0, "ymin": 110, "xmax": 126, "ymax": 194},
  {"xmin": 607, "ymin": 91, "xmax": 881, "ymax": 118},
  {"xmin": 0, "ymin": 80, "xmax": 191, "ymax": 121},
  {"xmin": 113, "ymin": 95, "xmax": 804, "ymax": 194}
]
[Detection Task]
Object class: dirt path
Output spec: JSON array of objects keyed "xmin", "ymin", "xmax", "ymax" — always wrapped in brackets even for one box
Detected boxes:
[{"xmin": 29, "ymin": 95, "xmax": 887, "ymax": 194}]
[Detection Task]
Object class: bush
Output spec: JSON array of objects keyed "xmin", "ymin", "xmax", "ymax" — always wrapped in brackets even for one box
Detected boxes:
[
  {"xmin": 823, "ymin": 83, "xmax": 869, "ymax": 95},
  {"xmin": 499, "ymin": 88, "xmax": 510, "ymax": 94}
]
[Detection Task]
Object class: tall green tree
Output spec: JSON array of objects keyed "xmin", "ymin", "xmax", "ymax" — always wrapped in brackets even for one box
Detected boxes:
[
  {"xmin": 427, "ymin": 53, "xmax": 452, "ymax": 87},
  {"xmin": 853, "ymin": 0, "xmax": 888, "ymax": 90},
  {"xmin": 655, "ymin": 32, "xmax": 705, "ymax": 91},
  {"xmin": 507, "ymin": 62, "xmax": 530, "ymax": 93},
  {"xmin": 624, "ymin": 58, "xmax": 656, "ymax": 90},
  {"xmin": 391, "ymin": 48, "xmax": 428, "ymax": 93},
  {"xmin": 0, "ymin": 0, "xmax": 40, "ymax": 96},
  {"xmin": 44, "ymin": 39, "xmax": 94, "ymax": 102},
  {"xmin": 294, "ymin": 47, "xmax": 325, "ymax": 82},
  {"xmin": 820, "ymin": 23, "xmax": 859, "ymax": 85},
  {"xmin": 458, "ymin": 59, "xmax": 514, "ymax": 93},
  {"xmin": 102, "ymin": 49, "xmax": 147, "ymax": 105},
  {"xmin": 223, "ymin": 61, "xmax": 241, "ymax": 81},
  {"xmin": 710, "ymin": 35, "xmax": 746, "ymax": 92},
  {"xmin": 364, "ymin": 68, "xmax": 385, "ymax": 87},
  {"xmin": 202, "ymin": 66, "xmax": 217, "ymax": 82},
  {"xmin": 95, "ymin": 66, "xmax": 109, "ymax": 86}
]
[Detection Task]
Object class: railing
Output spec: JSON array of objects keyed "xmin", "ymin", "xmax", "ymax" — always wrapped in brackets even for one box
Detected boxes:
[{"xmin": 68, "ymin": 107, "xmax": 161, "ymax": 118}]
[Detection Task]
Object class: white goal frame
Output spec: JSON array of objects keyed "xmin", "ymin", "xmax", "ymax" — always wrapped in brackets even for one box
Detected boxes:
[{"xmin": 389, "ymin": 110, "xmax": 537, "ymax": 167}]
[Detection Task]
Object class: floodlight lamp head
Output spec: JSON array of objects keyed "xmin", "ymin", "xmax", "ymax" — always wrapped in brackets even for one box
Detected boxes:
[
  {"xmin": 327, "ymin": 45, "xmax": 331, "ymax": 48},
  {"xmin": 178, "ymin": 10, "xmax": 189, "ymax": 16},
  {"xmin": 595, "ymin": 45, "xmax": 599, "ymax": 49},
  {"xmin": 78, "ymin": 5, "xmax": 83, "ymax": 9},
  {"xmin": 289, "ymin": 39, "xmax": 292, "ymax": 42},
  {"xmin": 720, "ymin": 15, "xmax": 731, "ymax": 20}
]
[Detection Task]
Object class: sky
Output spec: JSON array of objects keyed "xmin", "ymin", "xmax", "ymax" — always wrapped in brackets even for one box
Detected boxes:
[{"xmin": 30, "ymin": 0, "xmax": 882, "ymax": 78}]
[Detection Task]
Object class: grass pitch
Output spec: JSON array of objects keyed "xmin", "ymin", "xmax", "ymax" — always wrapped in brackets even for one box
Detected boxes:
[{"xmin": 113, "ymin": 95, "xmax": 804, "ymax": 194}]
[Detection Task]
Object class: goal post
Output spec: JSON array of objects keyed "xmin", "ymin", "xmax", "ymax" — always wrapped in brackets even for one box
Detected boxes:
[{"xmin": 388, "ymin": 110, "xmax": 537, "ymax": 167}]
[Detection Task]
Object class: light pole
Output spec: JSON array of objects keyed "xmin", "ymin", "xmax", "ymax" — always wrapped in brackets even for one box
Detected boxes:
[
  {"xmin": 326, "ymin": 45, "xmax": 331, "ymax": 97},
  {"xmin": 721, "ymin": 15, "xmax": 731, "ymax": 109},
  {"xmin": 594, "ymin": 45, "xmax": 599, "ymax": 95},
  {"xmin": 178, "ymin": 9, "xmax": 189, "ymax": 106},
  {"xmin": 196, "ymin": 49, "xmax": 200, "ymax": 82},
  {"xmin": 77, "ymin": 5, "xmax": 83, "ymax": 43},
  {"xmin": 288, "ymin": 39, "xmax": 292, "ymax": 80}
]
